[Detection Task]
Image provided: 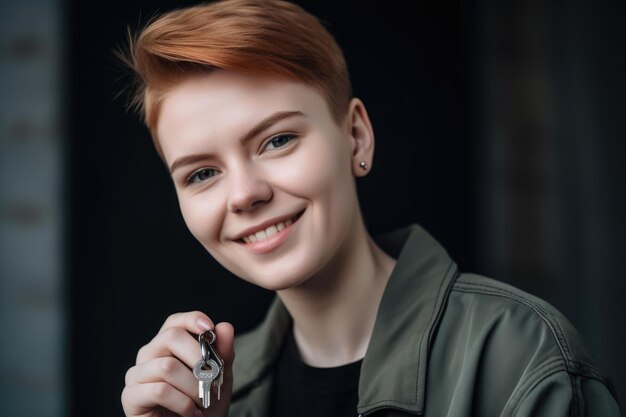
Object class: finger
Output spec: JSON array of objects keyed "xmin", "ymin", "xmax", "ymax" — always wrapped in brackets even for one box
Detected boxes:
[
  {"xmin": 136, "ymin": 327, "xmax": 199, "ymax": 367},
  {"xmin": 158, "ymin": 311, "xmax": 214, "ymax": 335},
  {"xmin": 125, "ymin": 357, "xmax": 197, "ymax": 398},
  {"xmin": 214, "ymin": 322, "xmax": 235, "ymax": 365},
  {"xmin": 121, "ymin": 383, "xmax": 203, "ymax": 417}
]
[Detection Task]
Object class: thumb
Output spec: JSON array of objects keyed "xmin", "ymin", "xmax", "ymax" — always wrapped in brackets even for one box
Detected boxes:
[{"xmin": 214, "ymin": 322, "xmax": 235, "ymax": 365}]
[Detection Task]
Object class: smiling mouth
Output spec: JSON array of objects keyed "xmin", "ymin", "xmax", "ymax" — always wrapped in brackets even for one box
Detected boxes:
[{"xmin": 238, "ymin": 210, "xmax": 304, "ymax": 244}]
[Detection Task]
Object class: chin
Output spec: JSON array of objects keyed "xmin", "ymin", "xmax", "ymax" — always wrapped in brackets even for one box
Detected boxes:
[
  {"xmin": 240, "ymin": 268, "xmax": 313, "ymax": 291},
  {"xmin": 213, "ymin": 238, "xmax": 319, "ymax": 289},
  {"xmin": 228, "ymin": 254, "xmax": 320, "ymax": 291}
]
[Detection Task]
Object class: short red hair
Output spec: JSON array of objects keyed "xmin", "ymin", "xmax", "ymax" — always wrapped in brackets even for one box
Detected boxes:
[{"xmin": 121, "ymin": 0, "xmax": 352, "ymax": 158}]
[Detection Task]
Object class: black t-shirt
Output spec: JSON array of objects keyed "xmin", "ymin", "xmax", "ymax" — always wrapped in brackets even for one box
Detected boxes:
[{"xmin": 270, "ymin": 330, "xmax": 362, "ymax": 417}]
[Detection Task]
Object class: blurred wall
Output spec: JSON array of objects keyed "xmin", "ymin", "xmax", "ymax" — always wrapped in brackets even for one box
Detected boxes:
[{"xmin": 0, "ymin": 0, "xmax": 66, "ymax": 416}]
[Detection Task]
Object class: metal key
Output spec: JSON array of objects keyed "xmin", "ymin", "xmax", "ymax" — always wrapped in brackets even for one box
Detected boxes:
[
  {"xmin": 194, "ymin": 330, "xmax": 225, "ymax": 407},
  {"xmin": 207, "ymin": 340, "xmax": 225, "ymax": 400},
  {"xmin": 193, "ymin": 358, "xmax": 220, "ymax": 408}
]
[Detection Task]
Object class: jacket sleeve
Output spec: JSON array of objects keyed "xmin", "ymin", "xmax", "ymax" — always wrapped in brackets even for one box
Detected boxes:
[{"xmin": 514, "ymin": 371, "xmax": 621, "ymax": 417}]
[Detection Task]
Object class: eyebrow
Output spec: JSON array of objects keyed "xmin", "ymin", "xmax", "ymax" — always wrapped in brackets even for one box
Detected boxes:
[{"xmin": 169, "ymin": 110, "xmax": 305, "ymax": 175}]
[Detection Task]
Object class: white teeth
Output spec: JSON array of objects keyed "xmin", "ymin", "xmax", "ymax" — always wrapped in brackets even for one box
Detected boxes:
[{"xmin": 244, "ymin": 219, "xmax": 292, "ymax": 243}]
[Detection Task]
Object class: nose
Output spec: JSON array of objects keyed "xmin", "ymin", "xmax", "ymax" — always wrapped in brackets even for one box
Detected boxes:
[{"xmin": 226, "ymin": 165, "xmax": 273, "ymax": 213}]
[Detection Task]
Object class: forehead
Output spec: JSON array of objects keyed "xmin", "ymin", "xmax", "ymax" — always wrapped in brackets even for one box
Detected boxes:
[{"xmin": 156, "ymin": 71, "xmax": 331, "ymax": 162}]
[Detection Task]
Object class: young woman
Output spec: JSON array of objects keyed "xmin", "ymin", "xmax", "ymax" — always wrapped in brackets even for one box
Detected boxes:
[{"xmin": 120, "ymin": 1, "xmax": 620, "ymax": 416}]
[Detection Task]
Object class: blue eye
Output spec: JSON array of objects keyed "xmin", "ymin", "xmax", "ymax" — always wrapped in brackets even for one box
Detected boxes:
[
  {"xmin": 264, "ymin": 134, "xmax": 297, "ymax": 151},
  {"xmin": 186, "ymin": 168, "xmax": 217, "ymax": 185}
]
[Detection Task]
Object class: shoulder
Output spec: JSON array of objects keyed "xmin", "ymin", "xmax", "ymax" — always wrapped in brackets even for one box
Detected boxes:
[
  {"xmin": 424, "ymin": 273, "xmax": 619, "ymax": 416},
  {"xmin": 449, "ymin": 273, "xmax": 603, "ymax": 377}
]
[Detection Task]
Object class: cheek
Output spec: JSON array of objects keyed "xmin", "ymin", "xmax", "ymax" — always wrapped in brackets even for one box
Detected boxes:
[
  {"xmin": 178, "ymin": 193, "xmax": 224, "ymax": 245},
  {"xmin": 278, "ymin": 135, "xmax": 352, "ymax": 196},
  {"xmin": 275, "ymin": 135, "xmax": 356, "ymax": 237}
]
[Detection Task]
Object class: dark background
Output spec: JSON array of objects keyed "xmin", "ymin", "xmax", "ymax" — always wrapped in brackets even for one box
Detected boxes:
[{"xmin": 64, "ymin": 0, "xmax": 625, "ymax": 416}]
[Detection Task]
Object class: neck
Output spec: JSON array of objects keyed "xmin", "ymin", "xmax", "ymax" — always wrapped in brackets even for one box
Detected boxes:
[{"xmin": 276, "ymin": 212, "xmax": 396, "ymax": 367}]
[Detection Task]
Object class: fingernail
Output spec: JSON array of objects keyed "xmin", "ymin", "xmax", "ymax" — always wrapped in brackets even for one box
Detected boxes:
[
  {"xmin": 197, "ymin": 319, "xmax": 211, "ymax": 331},
  {"xmin": 195, "ymin": 408, "xmax": 205, "ymax": 417}
]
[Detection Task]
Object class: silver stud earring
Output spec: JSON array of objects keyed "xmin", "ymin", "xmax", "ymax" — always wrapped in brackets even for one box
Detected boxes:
[{"xmin": 359, "ymin": 161, "xmax": 368, "ymax": 170}]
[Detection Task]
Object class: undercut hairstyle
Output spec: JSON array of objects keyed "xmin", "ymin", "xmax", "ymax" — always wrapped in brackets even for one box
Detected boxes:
[{"xmin": 120, "ymin": 0, "xmax": 352, "ymax": 159}]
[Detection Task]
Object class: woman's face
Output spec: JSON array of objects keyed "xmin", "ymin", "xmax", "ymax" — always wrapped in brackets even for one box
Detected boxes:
[{"xmin": 157, "ymin": 71, "xmax": 368, "ymax": 291}]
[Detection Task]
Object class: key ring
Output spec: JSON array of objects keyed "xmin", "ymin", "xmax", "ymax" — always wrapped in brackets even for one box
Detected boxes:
[
  {"xmin": 199, "ymin": 329, "xmax": 216, "ymax": 344},
  {"xmin": 199, "ymin": 330, "xmax": 216, "ymax": 364}
]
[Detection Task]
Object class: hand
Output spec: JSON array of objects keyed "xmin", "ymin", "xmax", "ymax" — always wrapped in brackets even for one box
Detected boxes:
[{"xmin": 121, "ymin": 311, "xmax": 235, "ymax": 417}]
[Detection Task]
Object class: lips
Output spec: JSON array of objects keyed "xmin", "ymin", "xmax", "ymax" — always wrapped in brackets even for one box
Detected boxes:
[
  {"xmin": 233, "ymin": 210, "xmax": 304, "ymax": 243},
  {"xmin": 242, "ymin": 218, "xmax": 291, "ymax": 243}
]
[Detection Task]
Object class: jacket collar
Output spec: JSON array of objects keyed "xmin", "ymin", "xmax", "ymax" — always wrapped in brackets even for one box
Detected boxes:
[{"xmin": 232, "ymin": 224, "xmax": 458, "ymax": 416}]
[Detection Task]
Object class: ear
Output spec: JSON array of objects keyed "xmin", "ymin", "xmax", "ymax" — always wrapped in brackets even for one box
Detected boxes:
[{"xmin": 345, "ymin": 97, "xmax": 375, "ymax": 177}]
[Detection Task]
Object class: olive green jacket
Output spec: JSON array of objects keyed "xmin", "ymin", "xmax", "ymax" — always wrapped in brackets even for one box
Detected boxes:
[{"xmin": 230, "ymin": 225, "xmax": 620, "ymax": 416}]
